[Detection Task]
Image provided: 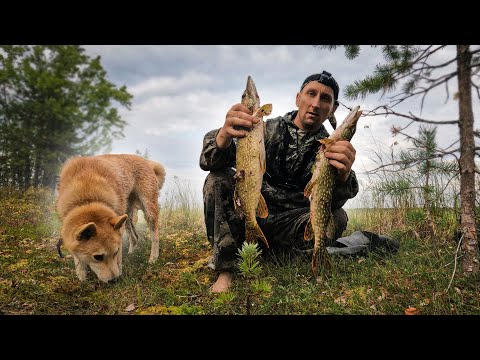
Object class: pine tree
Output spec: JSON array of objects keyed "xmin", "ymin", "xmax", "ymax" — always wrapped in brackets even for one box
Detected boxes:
[
  {"xmin": 0, "ymin": 45, "xmax": 132, "ymax": 189},
  {"xmin": 319, "ymin": 45, "xmax": 479, "ymax": 275}
]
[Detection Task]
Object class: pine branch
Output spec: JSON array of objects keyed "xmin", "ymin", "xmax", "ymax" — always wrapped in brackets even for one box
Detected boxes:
[
  {"xmin": 344, "ymin": 45, "xmax": 361, "ymax": 59},
  {"xmin": 469, "ymin": 48, "xmax": 480, "ymax": 56},
  {"xmin": 388, "ymin": 46, "xmax": 449, "ymax": 82},
  {"xmin": 367, "ymin": 146, "xmax": 480, "ymax": 175},
  {"xmin": 444, "ymin": 80, "xmax": 451, "ymax": 104},
  {"xmin": 362, "ymin": 105, "xmax": 459, "ymax": 125},
  {"xmin": 414, "ymin": 56, "xmax": 458, "ymax": 72},
  {"xmin": 440, "ymin": 172, "xmax": 461, "ymax": 196},
  {"xmin": 415, "ymin": 45, "xmax": 445, "ymax": 63},
  {"xmin": 394, "ymin": 55, "xmax": 456, "ymax": 84},
  {"xmin": 388, "ymin": 71, "xmax": 457, "ymax": 108},
  {"xmin": 472, "ymin": 80, "xmax": 480, "ymax": 99}
]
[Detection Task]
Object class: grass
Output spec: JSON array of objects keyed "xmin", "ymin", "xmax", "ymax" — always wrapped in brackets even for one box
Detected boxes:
[{"xmin": 1, "ymin": 187, "xmax": 479, "ymax": 315}]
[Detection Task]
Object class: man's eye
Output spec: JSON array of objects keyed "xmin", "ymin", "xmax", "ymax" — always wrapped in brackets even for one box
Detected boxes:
[{"xmin": 94, "ymin": 254, "xmax": 104, "ymax": 261}]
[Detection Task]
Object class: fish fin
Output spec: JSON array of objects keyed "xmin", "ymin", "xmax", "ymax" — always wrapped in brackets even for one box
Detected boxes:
[
  {"xmin": 326, "ymin": 213, "xmax": 335, "ymax": 240},
  {"xmin": 261, "ymin": 103, "xmax": 272, "ymax": 116},
  {"xmin": 304, "ymin": 177, "xmax": 318, "ymax": 198},
  {"xmin": 319, "ymin": 138, "xmax": 335, "ymax": 151},
  {"xmin": 312, "ymin": 248, "xmax": 319, "ymax": 276},
  {"xmin": 304, "ymin": 216, "xmax": 314, "ymax": 241},
  {"xmin": 254, "ymin": 103, "xmax": 272, "ymax": 117},
  {"xmin": 233, "ymin": 189, "xmax": 244, "ymax": 219},
  {"xmin": 312, "ymin": 245, "xmax": 332, "ymax": 277},
  {"xmin": 246, "ymin": 222, "xmax": 269, "ymax": 248},
  {"xmin": 319, "ymin": 138, "xmax": 334, "ymax": 145},
  {"xmin": 256, "ymin": 193, "xmax": 269, "ymax": 218}
]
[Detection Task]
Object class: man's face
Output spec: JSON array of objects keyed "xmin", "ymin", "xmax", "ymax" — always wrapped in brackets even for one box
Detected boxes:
[{"xmin": 294, "ymin": 81, "xmax": 335, "ymax": 132}]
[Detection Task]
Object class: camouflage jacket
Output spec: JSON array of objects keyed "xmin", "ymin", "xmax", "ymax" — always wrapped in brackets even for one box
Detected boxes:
[{"xmin": 200, "ymin": 110, "xmax": 359, "ymax": 214}]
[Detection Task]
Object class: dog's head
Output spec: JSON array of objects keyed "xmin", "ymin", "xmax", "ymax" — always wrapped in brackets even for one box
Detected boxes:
[{"xmin": 61, "ymin": 204, "xmax": 128, "ymax": 283}]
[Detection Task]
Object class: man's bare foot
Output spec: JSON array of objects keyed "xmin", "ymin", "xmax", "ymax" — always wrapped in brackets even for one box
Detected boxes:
[{"xmin": 210, "ymin": 272, "xmax": 233, "ymax": 293}]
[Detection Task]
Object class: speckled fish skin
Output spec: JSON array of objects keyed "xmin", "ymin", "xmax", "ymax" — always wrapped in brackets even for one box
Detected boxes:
[
  {"xmin": 234, "ymin": 76, "xmax": 271, "ymax": 247},
  {"xmin": 304, "ymin": 106, "xmax": 363, "ymax": 276}
]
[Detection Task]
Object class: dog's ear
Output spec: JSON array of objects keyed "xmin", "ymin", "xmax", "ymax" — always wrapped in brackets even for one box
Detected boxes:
[
  {"xmin": 109, "ymin": 214, "xmax": 128, "ymax": 230},
  {"xmin": 76, "ymin": 222, "xmax": 97, "ymax": 241}
]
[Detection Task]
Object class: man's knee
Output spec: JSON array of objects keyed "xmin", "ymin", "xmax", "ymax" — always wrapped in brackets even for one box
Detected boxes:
[
  {"xmin": 332, "ymin": 207, "xmax": 348, "ymax": 239},
  {"xmin": 203, "ymin": 168, "xmax": 235, "ymax": 195}
]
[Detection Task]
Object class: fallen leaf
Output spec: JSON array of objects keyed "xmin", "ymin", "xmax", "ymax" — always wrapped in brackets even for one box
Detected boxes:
[
  {"xmin": 334, "ymin": 295, "xmax": 347, "ymax": 305},
  {"xmin": 404, "ymin": 307, "xmax": 420, "ymax": 315},
  {"xmin": 125, "ymin": 303, "xmax": 136, "ymax": 312},
  {"xmin": 377, "ymin": 289, "xmax": 388, "ymax": 301},
  {"xmin": 420, "ymin": 298, "xmax": 430, "ymax": 306}
]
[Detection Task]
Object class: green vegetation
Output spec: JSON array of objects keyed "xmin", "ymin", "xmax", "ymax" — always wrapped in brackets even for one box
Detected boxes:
[
  {"xmin": 318, "ymin": 45, "xmax": 479, "ymax": 274},
  {"xmin": 236, "ymin": 242, "xmax": 272, "ymax": 315},
  {"xmin": 1, "ymin": 184, "xmax": 479, "ymax": 315},
  {"xmin": 0, "ymin": 45, "xmax": 132, "ymax": 189}
]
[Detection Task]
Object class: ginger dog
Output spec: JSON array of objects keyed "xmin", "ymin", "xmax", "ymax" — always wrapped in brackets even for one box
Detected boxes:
[{"xmin": 56, "ymin": 154, "xmax": 165, "ymax": 282}]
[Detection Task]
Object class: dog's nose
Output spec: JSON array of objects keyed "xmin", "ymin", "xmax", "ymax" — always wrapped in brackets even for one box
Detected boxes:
[{"xmin": 108, "ymin": 278, "xmax": 118, "ymax": 284}]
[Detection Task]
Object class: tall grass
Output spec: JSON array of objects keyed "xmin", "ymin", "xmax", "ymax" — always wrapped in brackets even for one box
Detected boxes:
[
  {"xmin": 0, "ymin": 186, "xmax": 59, "ymax": 238},
  {"xmin": 134, "ymin": 176, "xmax": 204, "ymax": 234},
  {"xmin": 345, "ymin": 125, "xmax": 480, "ymax": 243},
  {"xmin": 1, "ymin": 184, "xmax": 480, "ymax": 314},
  {"xmin": 159, "ymin": 176, "xmax": 204, "ymax": 234}
]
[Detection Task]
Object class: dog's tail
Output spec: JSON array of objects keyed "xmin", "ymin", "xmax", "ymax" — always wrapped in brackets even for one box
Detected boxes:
[{"xmin": 147, "ymin": 160, "xmax": 166, "ymax": 191}]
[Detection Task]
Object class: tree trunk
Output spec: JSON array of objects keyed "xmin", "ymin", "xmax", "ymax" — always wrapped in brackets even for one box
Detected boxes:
[
  {"xmin": 424, "ymin": 159, "xmax": 436, "ymax": 239},
  {"xmin": 24, "ymin": 155, "xmax": 31, "ymax": 189},
  {"xmin": 457, "ymin": 45, "xmax": 479, "ymax": 274},
  {"xmin": 33, "ymin": 155, "xmax": 41, "ymax": 188}
]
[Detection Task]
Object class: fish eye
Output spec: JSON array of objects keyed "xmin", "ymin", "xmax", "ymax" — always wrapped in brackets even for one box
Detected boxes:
[{"xmin": 93, "ymin": 254, "xmax": 104, "ymax": 261}]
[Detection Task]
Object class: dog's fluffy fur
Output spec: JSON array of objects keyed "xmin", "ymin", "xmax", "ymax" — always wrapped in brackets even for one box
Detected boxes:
[{"xmin": 56, "ymin": 154, "xmax": 165, "ymax": 282}]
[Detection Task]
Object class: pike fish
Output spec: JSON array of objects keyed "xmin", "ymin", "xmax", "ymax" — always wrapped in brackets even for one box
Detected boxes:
[
  {"xmin": 304, "ymin": 106, "xmax": 363, "ymax": 276},
  {"xmin": 234, "ymin": 76, "xmax": 272, "ymax": 247}
]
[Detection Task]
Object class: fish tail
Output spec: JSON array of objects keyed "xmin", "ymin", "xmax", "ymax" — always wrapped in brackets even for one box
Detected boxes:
[
  {"xmin": 245, "ymin": 220, "xmax": 269, "ymax": 248},
  {"xmin": 312, "ymin": 245, "xmax": 332, "ymax": 276}
]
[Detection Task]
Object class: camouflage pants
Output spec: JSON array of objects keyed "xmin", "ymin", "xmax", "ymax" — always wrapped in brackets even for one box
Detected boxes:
[{"xmin": 203, "ymin": 168, "xmax": 348, "ymax": 272}]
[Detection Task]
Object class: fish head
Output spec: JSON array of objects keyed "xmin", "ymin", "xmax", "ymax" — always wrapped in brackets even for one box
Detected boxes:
[
  {"xmin": 338, "ymin": 107, "xmax": 362, "ymax": 141},
  {"xmin": 341, "ymin": 123, "xmax": 357, "ymax": 141},
  {"xmin": 242, "ymin": 76, "xmax": 260, "ymax": 112}
]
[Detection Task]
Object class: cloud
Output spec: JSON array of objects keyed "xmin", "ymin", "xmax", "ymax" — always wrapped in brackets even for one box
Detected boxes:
[
  {"xmin": 129, "ymin": 71, "xmax": 214, "ymax": 98},
  {"xmin": 82, "ymin": 45, "xmax": 480, "ymax": 210}
]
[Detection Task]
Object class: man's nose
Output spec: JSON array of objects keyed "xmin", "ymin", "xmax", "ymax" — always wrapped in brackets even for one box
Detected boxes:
[{"xmin": 311, "ymin": 97, "xmax": 321, "ymax": 109}]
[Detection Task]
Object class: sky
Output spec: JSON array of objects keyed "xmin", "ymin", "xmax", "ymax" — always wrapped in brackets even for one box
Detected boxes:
[{"xmin": 82, "ymin": 45, "xmax": 479, "ymax": 208}]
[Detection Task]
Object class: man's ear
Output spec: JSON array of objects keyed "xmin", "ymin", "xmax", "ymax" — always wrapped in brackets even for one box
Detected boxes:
[
  {"xmin": 330, "ymin": 102, "xmax": 339, "ymax": 116},
  {"xmin": 295, "ymin": 92, "xmax": 300, "ymax": 107}
]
